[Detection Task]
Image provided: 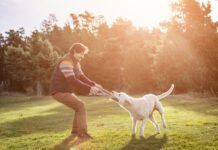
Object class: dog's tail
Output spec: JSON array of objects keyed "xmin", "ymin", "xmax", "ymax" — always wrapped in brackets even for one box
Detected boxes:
[{"xmin": 158, "ymin": 84, "xmax": 174, "ymax": 100}]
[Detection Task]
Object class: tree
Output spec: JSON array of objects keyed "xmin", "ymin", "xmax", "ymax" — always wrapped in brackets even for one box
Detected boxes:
[
  {"xmin": 160, "ymin": 0, "xmax": 218, "ymax": 94},
  {"xmin": 5, "ymin": 28, "xmax": 26, "ymax": 48},
  {"xmin": 29, "ymin": 31, "xmax": 59, "ymax": 95},
  {"xmin": 41, "ymin": 14, "xmax": 58, "ymax": 35},
  {"xmin": 4, "ymin": 46, "xmax": 32, "ymax": 92},
  {"xmin": 0, "ymin": 33, "xmax": 6, "ymax": 91},
  {"xmin": 79, "ymin": 11, "xmax": 95, "ymax": 32},
  {"xmin": 70, "ymin": 13, "xmax": 80, "ymax": 31},
  {"xmin": 1, "ymin": 28, "xmax": 28, "ymax": 92}
]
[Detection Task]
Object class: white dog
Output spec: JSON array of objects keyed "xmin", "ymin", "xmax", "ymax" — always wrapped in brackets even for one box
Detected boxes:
[{"xmin": 112, "ymin": 84, "xmax": 174, "ymax": 137}]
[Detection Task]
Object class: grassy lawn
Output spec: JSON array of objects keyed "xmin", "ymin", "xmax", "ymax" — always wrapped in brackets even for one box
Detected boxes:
[{"xmin": 0, "ymin": 94, "xmax": 217, "ymax": 150}]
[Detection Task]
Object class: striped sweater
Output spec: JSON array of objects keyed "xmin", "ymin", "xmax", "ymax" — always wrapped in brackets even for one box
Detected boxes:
[{"xmin": 50, "ymin": 54, "xmax": 95, "ymax": 95}]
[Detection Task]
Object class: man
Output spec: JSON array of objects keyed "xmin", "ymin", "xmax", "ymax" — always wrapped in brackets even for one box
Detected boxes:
[{"xmin": 50, "ymin": 43, "xmax": 104, "ymax": 140}]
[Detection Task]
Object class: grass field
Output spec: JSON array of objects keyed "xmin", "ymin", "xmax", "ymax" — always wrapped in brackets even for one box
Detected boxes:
[{"xmin": 0, "ymin": 94, "xmax": 217, "ymax": 150}]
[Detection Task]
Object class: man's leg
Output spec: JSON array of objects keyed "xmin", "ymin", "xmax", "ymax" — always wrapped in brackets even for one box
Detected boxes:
[{"xmin": 52, "ymin": 92, "xmax": 87, "ymax": 134}]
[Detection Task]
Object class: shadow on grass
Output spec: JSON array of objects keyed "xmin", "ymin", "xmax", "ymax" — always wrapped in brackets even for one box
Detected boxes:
[
  {"xmin": 0, "ymin": 106, "xmax": 72, "ymax": 138},
  {"xmin": 120, "ymin": 133, "xmax": 168, "ymax": 150},
  {"xmin": 53, "ymin": 134, "xmax": 76, "ymax": 150},
  {"xmin": 0, "ymin": 98, "xmax": 124, "ymax": 138},
  {"xmin": 53, "ymin": 134, "xmax": 92, "ymax": 150}
]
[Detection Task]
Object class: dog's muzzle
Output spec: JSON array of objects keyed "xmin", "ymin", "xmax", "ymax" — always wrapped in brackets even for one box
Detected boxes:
[{"xmin": 99, "ymin": 88, "xmax": 119, "ymax": 102}]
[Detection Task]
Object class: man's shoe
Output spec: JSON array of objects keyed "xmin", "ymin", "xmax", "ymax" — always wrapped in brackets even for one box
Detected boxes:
[
  {"xmin": 71, "ymin": 131, "xmax": 78, "ymax": 137},
  {"xmin": 78, "ymin": 133, "xmax": 93, "ymax": 140}
]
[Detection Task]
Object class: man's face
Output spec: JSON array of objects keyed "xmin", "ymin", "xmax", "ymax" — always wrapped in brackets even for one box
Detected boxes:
[{"xmin": 74, "ymin": 52, "xmax": 86, "ymax": 62}]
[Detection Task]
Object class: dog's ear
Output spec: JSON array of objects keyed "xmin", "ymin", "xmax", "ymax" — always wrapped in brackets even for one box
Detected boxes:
[{"xmin": 125, "ymin": 101, "xmax": 131, "ymax": 105}]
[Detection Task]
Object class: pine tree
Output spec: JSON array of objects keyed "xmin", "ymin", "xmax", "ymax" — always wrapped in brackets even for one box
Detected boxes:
[
  {"xmin": 29, "ymin": 31, "xmax": 59, "ymax": 95},
  {"xmin": 4, "ymin": 46, "xmax": 31, "ymax": 92}
]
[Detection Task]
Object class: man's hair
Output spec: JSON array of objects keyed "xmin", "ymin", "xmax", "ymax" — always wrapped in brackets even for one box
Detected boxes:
[{"xmin": 69, "ymin": 43, "xmax": 89, "ymax": 55}]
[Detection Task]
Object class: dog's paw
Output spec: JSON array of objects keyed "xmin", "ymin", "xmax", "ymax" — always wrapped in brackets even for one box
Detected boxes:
[
  {"xmin": 139, "ymin": 135, "xmax": 145, "ymax": 139},
  {"xmin": 131, "ymin": 134, "xmax": 136, "ymax": 138},
  {"xmin": 163, "ymin": 124, "xmax": 167, "ymax": 128}
]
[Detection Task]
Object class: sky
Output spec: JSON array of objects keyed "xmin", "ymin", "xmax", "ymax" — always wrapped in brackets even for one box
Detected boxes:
[{"xmin": 0, "ymin": 0, "xmax": 218, "ymax": 35}]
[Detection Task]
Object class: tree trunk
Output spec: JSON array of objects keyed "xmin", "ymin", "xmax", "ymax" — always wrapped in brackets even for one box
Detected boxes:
[
  {"xmin": 210, "ymin": 87, "xmax": 216, "ymax": 97},
  {"xmin": 36, "ymin": 80, "xmax": 43, "ymax": 96}
]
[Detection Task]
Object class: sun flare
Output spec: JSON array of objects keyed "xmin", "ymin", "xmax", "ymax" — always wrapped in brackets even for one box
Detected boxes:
[
  {"xmin": 112, "ymin": 0, "xmax": 174, "ymax": 27},
  {"xmin": 43, "ymin": 0, "xmax": 175, "ymax": 29},
  {"xmin": 100, "ymin": 0, "xmax": 174, "ymax": 28}
]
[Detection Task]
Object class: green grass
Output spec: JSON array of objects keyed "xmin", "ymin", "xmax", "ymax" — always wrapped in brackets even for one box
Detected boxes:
[{"xmin": 0, "ymin": 95, "xmax": 217, "ymax": 150}]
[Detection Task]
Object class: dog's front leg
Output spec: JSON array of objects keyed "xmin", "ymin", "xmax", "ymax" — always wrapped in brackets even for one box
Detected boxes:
[
  {"xmin": 139, "ymin": 117, "xmax": 147, "ymax": 137},
  {"xmin": 132, "ymin": 117, "xmax": 137, "ymax": 137}
]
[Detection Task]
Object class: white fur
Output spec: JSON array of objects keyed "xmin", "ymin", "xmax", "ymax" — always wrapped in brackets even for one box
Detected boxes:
[{"xmin": 112, "ymin": 84, "xmax": 174, "ymax": 137}]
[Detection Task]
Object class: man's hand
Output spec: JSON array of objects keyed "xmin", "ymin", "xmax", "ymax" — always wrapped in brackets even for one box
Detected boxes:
[
  {"xmin": 89, "ymin": 86, "xmax": 109, "ymax": 96},
  {"xmin": 95, "ymin": 83, "xmax": 103, "ymax": 89},
  {"xmin": 89, "ymin": 86, "xmax": 100, "ymax": 95}
]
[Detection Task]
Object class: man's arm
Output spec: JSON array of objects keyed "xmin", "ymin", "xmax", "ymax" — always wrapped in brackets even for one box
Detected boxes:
[
  {"xmin": 79, "ymin": 74, "xmax": 96, "ymax": 86},
  {"xmin": 76, "ymin": 63, "xmax": 96, "ymax": 86}
]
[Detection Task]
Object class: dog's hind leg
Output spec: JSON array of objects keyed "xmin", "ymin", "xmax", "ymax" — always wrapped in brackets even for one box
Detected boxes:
[
  {"xmin": 139, "ymin": 117, "xmax": 148, "ymax": 137},
  {"xmin": 132, "ymin": 117, "xmax": 137, "ymax": 136},
  {"xmin": 157, "ymin": 102, "xmax": 167, "ymax": 128},
  {"xmin": 161, "ymin": 114, "xmax": 167, "ymax": 128},
  {"xmin": 149, "ymin": 114, "xmax": 160, "ymax": 133}
]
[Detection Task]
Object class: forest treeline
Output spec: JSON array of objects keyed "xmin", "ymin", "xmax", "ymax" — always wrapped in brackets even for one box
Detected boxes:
[{"xmin": 0, "ymin": 0, "xmax": 217, "ymax": 95}]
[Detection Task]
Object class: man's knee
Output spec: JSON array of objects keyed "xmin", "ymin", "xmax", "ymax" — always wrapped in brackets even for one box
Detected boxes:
[{"xmin": 75, "ymin": 101, "xmax": 86, "ymax": 112}]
